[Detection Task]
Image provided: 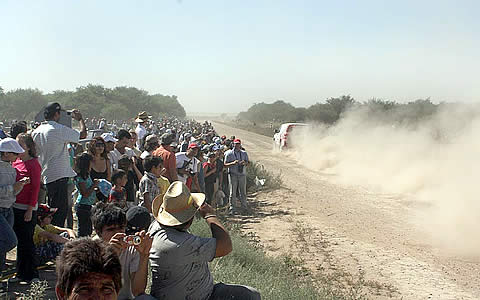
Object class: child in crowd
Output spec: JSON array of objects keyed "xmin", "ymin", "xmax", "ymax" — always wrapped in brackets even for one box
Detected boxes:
[
  {"xmin": 203, "ymin": 152, "xmax": 218, "ymax": 205},
  {"xmin": 139, "ymin": 156, "xmax": 164, "ymax": 213},
  {"xmin": 109, "ymin": 169, "xmax": 128, "ymax": 209},
  {"xmin": 118, "ymin": 155, "xmax": 141, "ymax": 206},
  {"xmin": 73, "ymin": 153, "xmax": 98, "ymax": 237},
  {"xmin": 33, "ymin": 204, "xmax": 75, "ymax": 266}
]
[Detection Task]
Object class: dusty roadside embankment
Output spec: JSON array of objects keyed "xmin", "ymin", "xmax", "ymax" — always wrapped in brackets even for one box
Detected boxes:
[{"xmin": 213, "ymin": 121, "xmax": 480, "ymax": 300}]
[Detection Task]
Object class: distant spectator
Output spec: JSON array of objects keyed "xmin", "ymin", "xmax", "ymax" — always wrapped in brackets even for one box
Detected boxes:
[
  {"xmin": 224, "ymin": 139, "xmax": 249, "ymax": 214},
  {"xmin": 73, "ymin": 153, "xmax": 98, "ymax": 237},
  {"xmin": 0, "ymin": 138, "xmax": 28, "ymax": 290},
  {"xmin": 11, "ymin": 133, "xmax": 41, "ymax": 282},
  {"xmin": 33, "ymin": 204, "xmax": 75, "ymax": 266},
  {"xmin": 152, "ymin": 133, "xmax": 178, "ymax": 183},
  {"xmin": 32, "ymin": 103, "xmax": 87, "ymax": 227},
  {"xmin": 203, "ymin": 152, "xmax": 217, "ymax": 205},
  {"xmin": 93, "ymin": 203, "xmax": 154, "ymax": 300},
  {"xmin": 55, "ymin": 238, "xmax": 122, "ymax": 300},
  {"xmin": 149, "ymin": 181, "xmax": 261, "ymax": 300},
  {"xmin": 139, "ymin": 156, "xmax": 163, "ymax": 213},
  {"xmin": 134, "ymin": 112, "xmax": 151, "ymax": 150},
  {"xmin": 10, "ymin": 121, "xmax": 28, "ymax": 139},
  {"xmin": 109, "ymin": 169, "xmax": 128, "ymax": 209}
]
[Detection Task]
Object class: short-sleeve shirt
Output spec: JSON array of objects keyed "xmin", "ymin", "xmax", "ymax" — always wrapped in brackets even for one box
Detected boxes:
[
  {"xmin": 148, "ymin": 221, "xmax": 217, "ymax": 300},
  {"xmin": 109, "ymin": 148, "xmax": 136, "ymax": 170},
  {"xmin": 152, "ymin": 146, "xmax": 176, "ymax": 183},
  {"xmin": 74, "ymin": 176, "xmax": 97, "ymax": 205},
  {"xmin": 224, "ymin": 149, "xmax": 249, "ymax": 176},
  {"xmin": 109, "ymin": 187, "xmax": 126, "ymax": 203},
  {"xmin": 139, "ymin": 172, "xmax": 160, "ymax": 201},
  {"xmin": 175, "ymin": 153, "xmax": 199, "ymax": 184},
  {"xmin": 33, "ymin": 224, "xmax": 62, "ymax": 246},
  {"xmin": 118, "ymin": 246, "xmax": 141, "ymax": 300},
  {"xmin": 32, "ymin": 121, "xmax": 80, "ymax": 184},
  {"xmin": 203, "ymin": 162, "xmax": 217, "ymax": 184}
]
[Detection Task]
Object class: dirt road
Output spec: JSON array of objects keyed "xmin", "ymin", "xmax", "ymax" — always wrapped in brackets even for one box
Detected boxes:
[{"xmin": 213, "ymin": 122, "xmax": 480, "ymax": 300}]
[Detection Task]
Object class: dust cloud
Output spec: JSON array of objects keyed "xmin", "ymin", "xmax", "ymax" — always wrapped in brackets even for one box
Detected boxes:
[{"xmin": 289, "ymin": 105, "xmax": 480, "ymax": 256}]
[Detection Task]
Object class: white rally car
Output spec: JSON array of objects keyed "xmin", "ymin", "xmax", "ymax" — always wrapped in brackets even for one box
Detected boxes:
[{"xmin": 273, "ymin": 123, "xmax": 308, "ymax": 150}]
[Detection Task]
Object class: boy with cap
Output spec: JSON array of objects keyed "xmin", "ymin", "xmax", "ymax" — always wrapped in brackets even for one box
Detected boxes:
[
  {"xmin": 0, "ymin": 138, "xmax": 29, "ymax": 290},
  {"xmin": 32, "ymin": 103, "xmax": 87, "ymax": 227}
]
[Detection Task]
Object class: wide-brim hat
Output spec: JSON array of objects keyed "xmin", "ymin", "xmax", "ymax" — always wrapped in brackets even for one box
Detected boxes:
[
  {"xmin": 135, "ymin": 111, "xmax": 152, "ymax": 123},
  {"xmin": 152, "ymin": 181, "xmax": 205, "ymax": 226}
]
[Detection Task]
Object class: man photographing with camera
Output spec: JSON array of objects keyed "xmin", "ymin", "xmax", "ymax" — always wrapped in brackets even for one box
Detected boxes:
[
  {"xmin": 224, "ymin": 138, "xmax": 249, "ymax": 215},
  {"xmin": 32, "ymin": 102, "xmax": 87, "ymax": 227}
]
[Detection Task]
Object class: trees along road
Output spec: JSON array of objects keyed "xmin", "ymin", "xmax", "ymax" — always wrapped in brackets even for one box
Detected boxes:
[{"xmin": 213, "ymin": 121, "xmax": 480, "ymax": 300}]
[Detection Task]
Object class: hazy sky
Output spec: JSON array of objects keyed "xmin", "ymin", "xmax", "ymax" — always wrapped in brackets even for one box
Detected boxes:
[{"xmin": 1, "ymin": 0, "xmax": 479, "ymax": 114}]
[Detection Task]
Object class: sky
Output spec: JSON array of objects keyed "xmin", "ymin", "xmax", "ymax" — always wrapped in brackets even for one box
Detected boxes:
[{"xmin": 1, "ymin": 0, "xmax": 479, "ymax": 114}]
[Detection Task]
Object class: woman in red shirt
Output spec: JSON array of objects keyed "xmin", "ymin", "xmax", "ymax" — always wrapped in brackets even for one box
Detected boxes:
[{"xmin": 11, "ymin": 133, "xmax": 41, "ymax": 283}]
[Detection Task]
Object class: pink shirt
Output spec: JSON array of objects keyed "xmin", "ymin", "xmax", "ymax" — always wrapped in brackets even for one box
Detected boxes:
[{"xmin": 12, "ymin": 158, "xmax": 41, "ymax": 209}]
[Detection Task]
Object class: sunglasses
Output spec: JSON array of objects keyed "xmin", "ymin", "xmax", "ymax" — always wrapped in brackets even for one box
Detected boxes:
[{"xmin": 95, "ymin": 143, "xmax": 105, "ymax": 147}]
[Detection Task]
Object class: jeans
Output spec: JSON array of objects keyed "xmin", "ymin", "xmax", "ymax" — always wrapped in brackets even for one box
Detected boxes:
[
  {"xmin": 46, "ymin": 177, "xmax": 69, "ymax": 227},
  {"xmin": 13, "ymin": 208, "xmax": 38, "ymax": 280},
  {"xmin": 75, "ymin": 203, "xmax": 92, "ymax": 237},
  {"xmin": 0, "ymin": 207, "xmax": 17, "ymax": 275},
  {"xmin": 66, "ymin": 182, "xmax": 75, "ymax": 229},
  {"xmin": 209, "ymin": 283, "xmax": 261, "ymax": 300},
  {"xmin": 228, "ymin": 174, "xmax": 247, "ymax": 211}
]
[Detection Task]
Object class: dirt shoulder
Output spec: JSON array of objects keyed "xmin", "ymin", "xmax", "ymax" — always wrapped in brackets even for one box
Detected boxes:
[{"xmin": 213, "ymin": 121, "xmax": 480, "ymax": 300}]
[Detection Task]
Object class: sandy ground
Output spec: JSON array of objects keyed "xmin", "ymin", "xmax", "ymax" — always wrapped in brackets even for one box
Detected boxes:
[{"xmin": 214, "ymin": 122, "xmax": 480, "ymax": 300}]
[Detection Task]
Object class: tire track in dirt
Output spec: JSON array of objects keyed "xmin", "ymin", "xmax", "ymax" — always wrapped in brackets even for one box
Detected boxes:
[{"xmin": 213, "ymin": 121, "xmax": 480, "ymax": 300}]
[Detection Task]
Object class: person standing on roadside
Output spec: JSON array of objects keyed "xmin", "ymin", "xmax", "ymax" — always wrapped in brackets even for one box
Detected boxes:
[
  {"xmin": 32, "ymin": 103, "xmax": 87, "ymax": 227},
  {"xmin": 224, "ymin": 139, "xmax": 249, "ymax": 214},
  {"xmin": 152, "ymin": 133, "xmax": 178, "ymax": 183},
  {"xmin": 11, "ymin": 134, "xmax": 42, "ymax": 283}
]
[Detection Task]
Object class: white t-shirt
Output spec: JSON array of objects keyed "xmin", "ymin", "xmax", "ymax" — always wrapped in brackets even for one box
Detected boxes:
[
  {"xmin": 32, "ymin": 121, "xmax": 80, "ymax": 184},
  {"xmin": 175, "ymin": 152, "xmax": 199, "ymax": 184},
  {"xmin": 109, "ymin": 147, "xmax": 136, "ymax": 169},
  {"xmin": 135, "ymin": 124, "xmax": 147, "ymax": 149},
  {"xmin": 118, "ymin": 246, "xmax": 140, "ymax": 300}
]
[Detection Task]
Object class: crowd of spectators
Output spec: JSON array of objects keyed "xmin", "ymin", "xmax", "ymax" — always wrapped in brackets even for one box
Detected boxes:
[{"xmin": 0, "ymin": 103, "xmax": 259, "ymax": 299}]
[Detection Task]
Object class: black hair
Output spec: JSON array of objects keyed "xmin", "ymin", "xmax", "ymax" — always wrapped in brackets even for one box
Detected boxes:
[
  {"xmin": 116, "ymin": 129, "xmax": 131, "ymax": 141},
  {"xmin": 111, "ymin": 169, "xmax": 127, "ymax": 185},
  {"xmin": 143, "ymin": 156, "xmax": 163, "ymax": 172},
  {"xmin": 74, "ymin": 153, "xmax": 93, "ymax": 180},
  {"xmin": 10, "ymin": 121, "xmax": 28, "ymax": 139},
  {"xmin": 56, "ymin": 238, "xmax": 122, "ymax": 297},
  {"xmin": 92, "ymin": 203, "xmax": 127, "ymax": 234}
]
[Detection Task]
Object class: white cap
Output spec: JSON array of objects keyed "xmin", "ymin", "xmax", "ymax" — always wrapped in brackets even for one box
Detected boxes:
[
  {"xmin": 101, "ymin": 133, "xmax": 118, "ymax": 143},
  {"xmin": 0, "ymin": 138, "xmax": 25, "ymax": 154}
]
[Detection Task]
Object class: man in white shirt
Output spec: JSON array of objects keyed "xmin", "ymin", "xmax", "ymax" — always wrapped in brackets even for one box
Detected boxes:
[
  {"xmin": 32, "ymin": 102, "xmax": 87, "ymax": 226},
  {"xmin": 134, "ymin": 112, "xmax": 150, "ymax": 150},
  {"xmin": 110, "ymin": 129, "xmax": 136, "ymax": 169},
  {"xmin": 175, "ymin": 143, "xmax": 200, "ymax": 191}
]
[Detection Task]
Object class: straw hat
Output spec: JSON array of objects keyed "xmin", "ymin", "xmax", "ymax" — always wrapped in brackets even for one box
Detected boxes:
[
  {"xmin": 135, "ymin": 111, "xmax": 152, "ymax": 123},
  {"xmin": 152, "ymin": 181, "xmax": 205, "ymax": 226}
]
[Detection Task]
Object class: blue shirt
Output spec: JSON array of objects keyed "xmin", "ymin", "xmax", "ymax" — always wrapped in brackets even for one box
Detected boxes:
[
  {"xmin": 74, "ymin": 176, "xmax": 96, "ymax": 205},
  {"xmin": 224, "ymin": 149, "xmax": 249, "ymax": 176}
]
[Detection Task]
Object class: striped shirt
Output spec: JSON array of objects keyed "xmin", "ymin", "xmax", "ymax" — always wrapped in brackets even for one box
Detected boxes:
[
  {"xmin": 32, "ymin": 121, "xmax": 80, "ymax": 184},
  {"xmin": 0, "ymin": 160, "xmax": 19, "ymax": 208}
]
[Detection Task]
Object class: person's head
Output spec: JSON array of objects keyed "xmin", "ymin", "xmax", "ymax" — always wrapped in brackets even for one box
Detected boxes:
[
  {"xmin": 37, "ymin": 204, "xmax": 57, "ymax": 226},
  {"xmin": 186, "ymin": 143, "xmax": 199, "ymax": 157},
  {"xmin": 16, "ymin": 133, "xmax": 37, "ymax": 160},
  {"xmin": 101, "ymin": 133, "xmax": 117, "ymax": 152},
  {"xmin": 88, "ymin": 137, "xmax": 108, "ymax": 159},
  {"xmin": 44, "ymin": 102, "xmax": 62, "ymax": 122},
  {"xmin": 0, "ymin": 138, "xmax": 25, "ymax": 162},
  {"xmin": 10, "ymin": 121, "xmax": 28, "ymax": 139},
  {"xmin": 207, "ymin": 152, "xmax": 216, "ymax": 163},
  {"xmin": 115, "ymin": 130, "xmax": 131, "ymax": 151},
  {"xmin": 233, "ymin": 139, "xmax": 242, "ymax": 150},
  {"xmin": 75, "ymin": 153, "xmax": 93, "ymax": 180},
  {"xmin": 126, "ymin": 206, "xmax": 151, "ymax": 235},
  {"xmin": 128, "ymin": 130, "xmax": 137, "ymax": 148},
  {"xmin": 92, "ymin": 203, "xmax": 127, "ymax": 242},
  {"xmin": 144, "ymin": 135, "xmax": 159, "ymax": 152},
  {"xmin": 143, "ymin": 156, "xmax": 163, "ymax": 177},
  {"xmin": 111, "ymin": 169, "xmax": 127, "ymax": 188},
  {"xmin": 55, "ymin": 238, "xmax": 122, "ymax": 300},
  {"xmin": 160, "ymin": 133, "xmax": 174, "ymax": 149},
  {"xmin": 117, "ymin": 155, "xmax": 132, "ymax": 171}
]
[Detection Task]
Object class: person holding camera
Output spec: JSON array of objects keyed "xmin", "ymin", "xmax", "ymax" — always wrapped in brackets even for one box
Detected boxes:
[
  {"xmin": 224, "ymin": 139, "xmax": 249, "ymax": 215},
  {"xmin": 175, "ymin": 143, "xmax": 201, "ymax": 191},
  {"xmin": 32, "ymin": 102, "xmax": 87, "ymax": 227}
]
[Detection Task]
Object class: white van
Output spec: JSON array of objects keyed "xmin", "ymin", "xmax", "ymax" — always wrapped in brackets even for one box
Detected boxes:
[{"xmin": 273, "ymin": 123, "xmax": 308, "ymax": 150}]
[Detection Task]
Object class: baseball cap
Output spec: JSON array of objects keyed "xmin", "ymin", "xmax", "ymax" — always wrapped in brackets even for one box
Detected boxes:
[
  {"xmin": 233, "ymin": 139, "xmax": 242, "ymax": 144},
  {"xmin": 38, "ymin": 204, "xmax": 58, "ymax": 217},
  {"xmin": 0, "ymin": 138, "xmax": 25, "ymax": 154},
  {"xmin": 44, "ymin": 102, "xmax": 62, "ymax": 115},
  {"xmin": 101, "ymin": 133, "xmax": 118, "ymax": 143},
  {"xmin": 126, "ymin": 206, "xmax": 151, "ymax": 234},
  {"xmin": 207, "ymin": 152, "xmax": 216, "ymax": 158},
  {"xmin": 188, "ymin": 143, "xmax": 199, "ymax": 149}
]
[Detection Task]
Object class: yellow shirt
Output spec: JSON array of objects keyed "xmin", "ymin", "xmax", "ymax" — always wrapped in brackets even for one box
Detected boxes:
[
  {"xmin": 157, "ymin": 175, "xmax": 170, "ymax": 199},
  {"xmin": 33, "ymin": 224, "xmax": 62, "ymax": 246}
]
